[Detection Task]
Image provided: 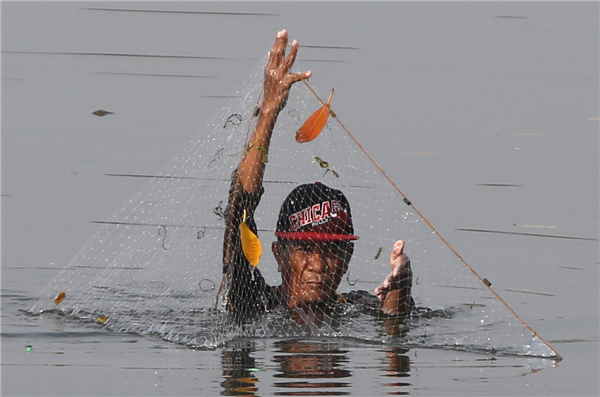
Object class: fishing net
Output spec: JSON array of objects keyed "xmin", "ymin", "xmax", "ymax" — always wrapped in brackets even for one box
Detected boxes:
[{"xmin": 28, "ymin": 52, "xmax": 558, "ymax": 359}]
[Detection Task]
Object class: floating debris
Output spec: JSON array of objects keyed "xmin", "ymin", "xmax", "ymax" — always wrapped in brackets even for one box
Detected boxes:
[
  {"xmin": 53, "ymin": 291, "xmax": 66, "ymax": 306},
  {"xmin": 92, "ymin": 109, "xmax": 115, "ymax": 117}
]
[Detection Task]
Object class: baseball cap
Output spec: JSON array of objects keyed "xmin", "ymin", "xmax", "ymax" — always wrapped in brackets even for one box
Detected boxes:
[{"xmin": 275, "ymin": 182, "xmax": 359, "ymax": 241}]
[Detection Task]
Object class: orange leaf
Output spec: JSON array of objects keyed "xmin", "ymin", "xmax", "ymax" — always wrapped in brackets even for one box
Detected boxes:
[
  {"xmin": 295, "ymin": 89, "xmax": 334, "ymax": 143},
  {"xmin": 53, "ymin": 291, "xmax": 66, "ymax": 306}
]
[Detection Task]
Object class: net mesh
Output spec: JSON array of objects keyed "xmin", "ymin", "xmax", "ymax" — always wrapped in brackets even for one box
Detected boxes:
[{"xmin": 28, "ymin": 53, "xmax": 557, "ymax": 358}]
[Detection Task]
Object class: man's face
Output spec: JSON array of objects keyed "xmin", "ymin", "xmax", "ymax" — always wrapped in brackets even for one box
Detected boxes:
[{"xmin": 274, "ymin": 240, "xmax": 353, "ymax": 308}]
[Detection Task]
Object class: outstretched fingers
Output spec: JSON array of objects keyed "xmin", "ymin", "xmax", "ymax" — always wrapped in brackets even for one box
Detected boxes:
[
  {"xmin": 262, "ymin": 30, "xmax": 312, "ymax": 109},
  {"xmin": 285, "ymin": 39, "xmax": 312, "ymax": 83},
  {"xmin": 265, "ymin": 30, "xmax": 287, "ymax": 78},
  {"xmin": 289, "ymin": 70, "xmax": 312, "ymax": 84},
  {"xmin": 284, "ymin": 39, "xmax": 298, "ymax": 70},
  {"xmin": 271, "ymin": 30, "xmax": 288, "ymax": 63}
]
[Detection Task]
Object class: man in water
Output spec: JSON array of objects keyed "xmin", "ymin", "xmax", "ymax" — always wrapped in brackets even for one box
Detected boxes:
[{"xmin": 222, "ymin": 30, "xmax": 413, "ymax": 327}]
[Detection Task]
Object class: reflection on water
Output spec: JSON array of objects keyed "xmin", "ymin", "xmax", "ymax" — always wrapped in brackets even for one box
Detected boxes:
[
  {"xmin": 221, "ymin": 340, "xmax": 260, "ymax": 395},
  {"xmin": 272, "ymin": 339, "xmax": 352, "ymax": 395},
  {"xmin": 379, "ymin": 347, "xmax": 411, "ymax": 396},
  {"xmin": 221, "ymin": 338, "xmax": 412, "ymax": 396}
]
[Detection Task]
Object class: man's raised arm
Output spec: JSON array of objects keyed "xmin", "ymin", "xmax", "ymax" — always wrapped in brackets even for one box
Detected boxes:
[
  {"xmin": 221, "ymin": 30, "xmax": 310, "ymax": 321},
  {"xmin": 238, "ymin": 29, "xmax": 312, "ymax": 193}
]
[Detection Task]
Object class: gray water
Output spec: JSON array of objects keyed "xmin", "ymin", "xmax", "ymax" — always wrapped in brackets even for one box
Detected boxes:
[{"xmin": 2, "ymin": 2, "xmax": 598, "ymax": 396}]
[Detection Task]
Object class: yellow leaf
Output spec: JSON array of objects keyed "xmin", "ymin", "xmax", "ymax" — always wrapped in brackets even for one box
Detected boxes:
[{"xmin": 240, "ymin": 210, "xmax": 262, "ymax": 267}]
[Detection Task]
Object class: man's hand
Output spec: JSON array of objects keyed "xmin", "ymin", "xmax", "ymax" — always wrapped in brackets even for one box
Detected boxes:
[
  {"xmin": 374, "ymin": 240, "xmax": 413, "ymax": 315},
  {"xmin": 262, "ymin": 29, "xmax": 312, "ymax": 113},
  {"xmin": 238, "ymin": 30, "xmax": 311, "ymax": 193}
]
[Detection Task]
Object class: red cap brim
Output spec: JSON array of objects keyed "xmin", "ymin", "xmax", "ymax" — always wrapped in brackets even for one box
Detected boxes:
[{"xmin": 274, "ymin": 231, "xmax": 359, "ymax": 241}]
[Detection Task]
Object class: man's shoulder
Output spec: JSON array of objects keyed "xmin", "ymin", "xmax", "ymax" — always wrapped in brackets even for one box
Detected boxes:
[{"xmin": 341, "ymin": 290, "xmax": 381, "ymax": 308}]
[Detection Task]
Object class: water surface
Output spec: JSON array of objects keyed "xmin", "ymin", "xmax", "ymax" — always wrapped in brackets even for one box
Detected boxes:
[{"xmin": 2, "ymin": 2, "xmax": 598, "ymax": 396}]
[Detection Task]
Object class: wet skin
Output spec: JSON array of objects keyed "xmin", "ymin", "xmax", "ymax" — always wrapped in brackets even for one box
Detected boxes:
[{"xmin": 273, "ymin": 240, "xmax": 353, "ymax": 308}]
